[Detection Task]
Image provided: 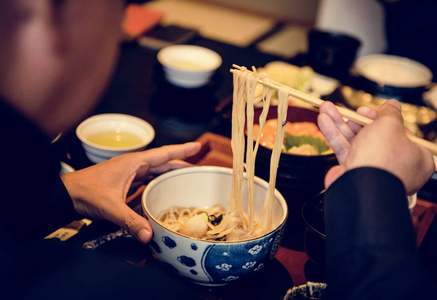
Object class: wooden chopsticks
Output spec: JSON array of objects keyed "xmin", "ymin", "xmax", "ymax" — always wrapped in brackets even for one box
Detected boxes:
[{"xmin": 230, "ymin": 64, "xmax": 437, "ymax": 156}]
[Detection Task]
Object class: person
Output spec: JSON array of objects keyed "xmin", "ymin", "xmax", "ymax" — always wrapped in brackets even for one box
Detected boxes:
[
  {"xmin": 317, "ymin": 99, "xmax": 436, "ymax": 299},
  {"xmin": 0, "ymin": 0, "xmax": 200, "ymax": 294}
]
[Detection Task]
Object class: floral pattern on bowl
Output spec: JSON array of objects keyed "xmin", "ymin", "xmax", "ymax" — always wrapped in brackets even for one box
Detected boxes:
[
  {"xmin": 142, "ymin": 166, "xmax": 288, "ymax": 286},
  {"xmin": 149, "ymin": 221, "xmax": 285, "ymax": 285}
]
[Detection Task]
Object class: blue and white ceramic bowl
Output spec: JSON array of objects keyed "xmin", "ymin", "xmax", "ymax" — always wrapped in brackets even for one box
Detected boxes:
[{"xmin": 141, "ymin": 166, "xmax": 288, "ymax": 286}]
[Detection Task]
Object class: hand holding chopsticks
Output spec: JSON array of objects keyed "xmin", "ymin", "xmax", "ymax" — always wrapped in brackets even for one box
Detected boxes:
[{"xmin": 230, "ymin": 64, "xmax": 437, "ymax": 156}]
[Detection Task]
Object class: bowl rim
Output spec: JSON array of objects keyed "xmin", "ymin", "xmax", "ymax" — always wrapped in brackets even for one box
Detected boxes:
[
  {"xmin": 301, "ymin": 191, "xmax": 326, "ymax": 239},
  {"xmin": 76, "ymin": 113, "xmax": 155, "ymax": 151},
  {"xmin": 157, "ymin": 45, "xmax": 222, "ymax": 73},
  {"xmin": 308, "ymin": 29, "xmax": 362, "ymax": 45},
  {"xmin": 142, "ymin": 165, "xmax": 288, "ymax": 244}
]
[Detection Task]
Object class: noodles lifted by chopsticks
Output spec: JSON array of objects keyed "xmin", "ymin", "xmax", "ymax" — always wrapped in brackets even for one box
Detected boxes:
[{"xmin": 158, "ymin": 66, "xmax": 288, "ymax": 241}]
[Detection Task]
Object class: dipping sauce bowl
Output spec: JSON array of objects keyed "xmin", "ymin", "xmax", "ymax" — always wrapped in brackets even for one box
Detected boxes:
[{"xmin": 76, "ymin": 113, "xmax": 155, "ymax": 164}]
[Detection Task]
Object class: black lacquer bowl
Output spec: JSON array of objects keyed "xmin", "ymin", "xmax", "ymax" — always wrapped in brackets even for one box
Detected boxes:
[
  {"xmin": 250, "ymin": 106, "xmax": 337, "ymax": 250},
  {"xmin": 301, "ymin": 191, "xmax": 326, "ymax": 266}
]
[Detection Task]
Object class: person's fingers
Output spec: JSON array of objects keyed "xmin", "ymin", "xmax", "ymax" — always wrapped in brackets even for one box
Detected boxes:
[
  {"xmin": 377, "ymin": 99, "xmax": 403, "ymax": 121},
  {"xmin": 357, "ymin": 106, "xmax": 377, "ymax": 120},
  {"xmin": 140, "ymin": 142, "xmax": 201, "ymax": 168},
  {"xmin": 114, "ymin": 204, "xmax": 152, "ymax": 244},
  {"xmin": 318, "ymin": 113, "xmax": 351, "ymax": 164},
  {"xmin": 129, "ymin": 142, "xmax": 201, "ymax": 180},
  {"xmin": 345, "ymin": 119, "xmax": 362, "ymax": 134},
  {"xmin": 133, "ymin": 160, "xmax": 194, "ymax": 184},
  {"xmin": 319, "ymin": 101, "xmax": 356, "ymax": 141},
  {"xmin": 373, "ymin": 100, "xmax": 406, "ymax": 142},
  {"xmin": 148, "ymin": 160, "xmax": 194, "ymax": 175},
  {"xmin": 324, "ymin": 165, "xmax": 346, "ymax": 189},
  {"xmin": 346, "ymin": 106, "xmax": 378, "ymax": 134}
]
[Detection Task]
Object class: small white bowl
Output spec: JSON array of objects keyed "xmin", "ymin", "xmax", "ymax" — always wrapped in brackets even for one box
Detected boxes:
[
  {"xmin": 76, "ymin": 113, "xmax": 155, "ymax": 164},
  {"xmin": 157, "ymin": 45, "xmax": 222, "ymax": 88},
  {"xmin": 142, "ymin": 166, "xmax": 288, "ymax": 286}
]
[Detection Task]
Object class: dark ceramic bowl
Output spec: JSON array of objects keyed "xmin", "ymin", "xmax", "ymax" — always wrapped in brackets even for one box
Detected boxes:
[
  {"xmin": 252, "ymin": 106, "xmax": 338, "ymax": 202},
  {"xmin": 249, "ymin": 106, "xmax": 337, "ymax": 249},
  {"xmin": 307, "ymin": 29, "xmax": 361, "ymax": 78},
  {"xmin": 353, "ymin": 54, "xmax": 433, "ymax": 105},
  {"xmin": 301, "ymin": 191, "xmax": 326, "ymax": 266}
]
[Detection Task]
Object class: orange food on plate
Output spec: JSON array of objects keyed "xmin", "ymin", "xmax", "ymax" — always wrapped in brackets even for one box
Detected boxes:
[
  {"xmin": 252, "ymin": 119, "xmax": 331, "ymax": 155},
  {"xmin": 253, "ymin": 120, "xmax": 326, "ymax": 147}
]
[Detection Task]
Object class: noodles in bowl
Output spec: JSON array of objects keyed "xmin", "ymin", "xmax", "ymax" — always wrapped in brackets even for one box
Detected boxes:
[
  {"xmin": 150, "ymin": 166, "xmax": 287, "ymax": 243},
  {"xmin": 141, "ymin": 166, "xmax": 287, "ymax": 285}
]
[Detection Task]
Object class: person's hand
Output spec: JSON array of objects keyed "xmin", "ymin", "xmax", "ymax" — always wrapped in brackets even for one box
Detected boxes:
[
  {"xmin": 61, "ymin": 142, "xmax": 201, "ymax": 243},
  {"xmin": 317, "ymin": 100, "xmax": 435, "ymax": 194}
]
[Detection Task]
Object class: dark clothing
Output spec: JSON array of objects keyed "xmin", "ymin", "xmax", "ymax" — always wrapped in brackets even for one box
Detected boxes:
[
  {"xmin": 324, "ymin": 167, "xmax": 436, "ymax": 299},
  {"xmin": 0, "ymin": 99, "xmax": 80, "ymax": 240},
  {"xmin": 0, "ymin": 99, "xmax": 82, "ymax": 290}
]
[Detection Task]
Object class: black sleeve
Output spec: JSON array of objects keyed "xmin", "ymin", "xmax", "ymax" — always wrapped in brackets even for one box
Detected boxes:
[
  {"xmin": 324, "ymin": 167, "xmax": 436, "ymax": 299},
  {"xmin": 1, "ymin": 174, "xmax": 83, "ymax": 240},
  {"xmin": 0, "ymin": 99, "xmax": 83, "ymax": 240},
  {"xmin": 42, "ymin": 176, "xmax": 84, "ymax": 236}
]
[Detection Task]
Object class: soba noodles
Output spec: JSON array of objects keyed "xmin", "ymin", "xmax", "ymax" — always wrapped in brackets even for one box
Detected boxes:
[{"xmin": 158, "ymin": 67, "xmax": 288, "ymax": 241}]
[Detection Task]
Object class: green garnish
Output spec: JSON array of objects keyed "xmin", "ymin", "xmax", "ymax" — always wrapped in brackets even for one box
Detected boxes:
[{"xmin": 283, "ymin": 132, "xmax": 330, "ymax": 154}]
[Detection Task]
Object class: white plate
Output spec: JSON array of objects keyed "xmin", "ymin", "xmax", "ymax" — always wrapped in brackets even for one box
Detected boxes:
[{"xmin": 311, "ymin": 73, "xmax": 340, "ymax": 96}]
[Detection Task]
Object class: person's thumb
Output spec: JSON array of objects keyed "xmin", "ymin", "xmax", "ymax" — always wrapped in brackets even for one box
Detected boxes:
[
  {"xmin": 324, "ymin": 165, "xmax": 346, "ymax": 189},
  {"xmin": 377, "ymin": 99, "xmax": 403, "ymax": 122},
  {"xmin": 117, "ymin": 206, "xmax": 153, "ymax": 244}
]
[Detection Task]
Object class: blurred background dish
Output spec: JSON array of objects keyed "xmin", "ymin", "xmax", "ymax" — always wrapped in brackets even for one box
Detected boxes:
[
  {"xmin": 254, "ymin": 61, "xmax": 340, "ymax": 109},
  {"xmin": 76, "ymin": 113, "xmax": 155, "ymax": 164},
  {"xmin": 311, "ymin": 73, "xmax": 340, "ymax": 98},
  {"xmin": 141, "ymin": 166, "xmax": 287, "ymax": 286},
  {"xmin": 306, "ymin": 29, "xmax": 361, "ymax": 79},
  {"xmin": 283, "ymin": 281, "xmax": 327, "ymax": 300},
  {"xmin": 255, "ymin": 61, "xmax": 315, "ymax": 97},
  {"xmin": 353, "ymin": 54, "xmax": 433, "ymax": 105},
  {"xmin": 338, "ymin": 86, "xmax": 437, "ymax": 139},
  {"xmin": 157, "ymin": 44, "xmax": 222, "ymax": 88}
]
